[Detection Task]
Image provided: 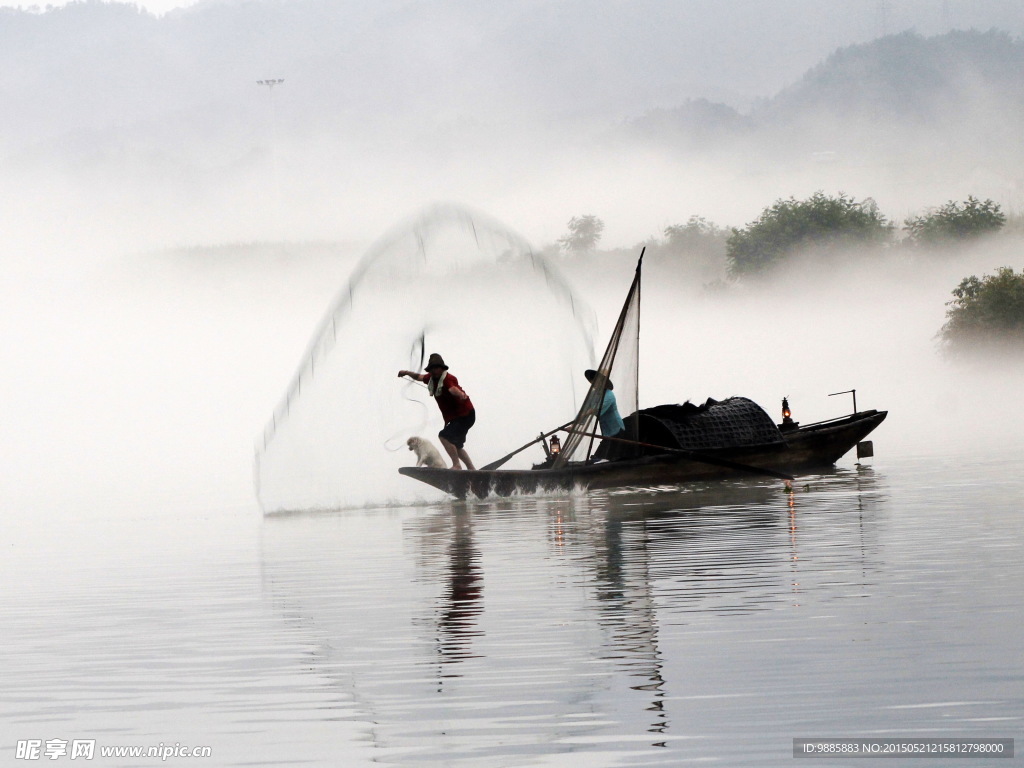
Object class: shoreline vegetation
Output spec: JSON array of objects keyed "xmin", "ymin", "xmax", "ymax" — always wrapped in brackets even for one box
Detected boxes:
[
  {"xmin": 548, "ymin": 194, "xmax": 1024, "ymax": 358},
  {"xmin": 158, "ymin": 193, "xmax": 1024, "ymax": 361}
]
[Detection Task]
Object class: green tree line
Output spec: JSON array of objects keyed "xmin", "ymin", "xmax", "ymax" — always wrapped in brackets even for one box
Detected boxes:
[
  {"xmin": 555, "ymin": 192, "xmax": 1022, "ymax": 354},
  {"xmin": 557, "ymin": 193, "xmax": 1011, "ymax": 277}
]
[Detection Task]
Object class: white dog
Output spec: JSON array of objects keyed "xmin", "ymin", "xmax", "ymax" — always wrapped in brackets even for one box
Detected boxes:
[{"xmin": 407, "ymin": 436, "xmax": 447, "ymax": 469}]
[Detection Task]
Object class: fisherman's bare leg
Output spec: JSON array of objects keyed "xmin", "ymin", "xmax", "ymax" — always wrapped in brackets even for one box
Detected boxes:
[
  {"xmin": 440, "ymin": 436, "xmax": 463, "ymax": 469},
  {"xmin": 458, "ymin": 448, "xmax": 475, "ymax": 471}
]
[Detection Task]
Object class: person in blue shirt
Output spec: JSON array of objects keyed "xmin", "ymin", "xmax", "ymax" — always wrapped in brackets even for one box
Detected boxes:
[{"xmin": 585, "ymin": 369, "xmax": 625, "ymax": 438}]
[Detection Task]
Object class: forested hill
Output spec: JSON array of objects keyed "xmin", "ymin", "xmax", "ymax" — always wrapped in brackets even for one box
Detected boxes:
[
  {"xmin": 629, "ymin": 29, "xmax": 1024, "ymax": 157},
  {"xmin": 763, "ymin": 29, "xmax": 1024, "ymax": 125}
]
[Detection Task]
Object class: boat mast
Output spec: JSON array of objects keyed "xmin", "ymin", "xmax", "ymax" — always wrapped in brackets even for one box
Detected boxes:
[
  {"xmin": 554, "ymin": 248, "xmax": 644, "ymax": 467},
  {"xmin": 631, "ymin": 250, "xmax": 642, "ymax": 454}
]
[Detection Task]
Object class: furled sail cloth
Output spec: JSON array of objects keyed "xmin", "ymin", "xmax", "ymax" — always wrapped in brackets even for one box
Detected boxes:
[{"xmin": 554, "ymin": 251, "xmax": 643, "ymax": 467}]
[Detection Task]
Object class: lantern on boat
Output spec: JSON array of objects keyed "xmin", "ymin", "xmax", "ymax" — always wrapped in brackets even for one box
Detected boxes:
[
  {"xmin": 549, "ymin": 435, "xmax": 561, "ymax": 455},
  {"xmin": 780, "ymin": 397, "xmax": 798, "ymax": 431}
]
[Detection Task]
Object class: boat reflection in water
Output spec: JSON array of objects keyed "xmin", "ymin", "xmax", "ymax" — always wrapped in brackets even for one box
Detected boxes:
[
  {"xmin": 260, "ymin": 468, "xmax": 883, "ymax": 765},
  {"xmin": 433, "ymin": 508, "xmax": 483, "ymax": 667}
]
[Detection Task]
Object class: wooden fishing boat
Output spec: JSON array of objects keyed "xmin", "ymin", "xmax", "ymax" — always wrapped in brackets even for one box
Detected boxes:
[
  {"xmin": 399, "ymin": 251, "xmax": 886, "ymax": 499},
  {"xmin": 400, "ymin": 408, "xmax": 886, "ymax": 499}
]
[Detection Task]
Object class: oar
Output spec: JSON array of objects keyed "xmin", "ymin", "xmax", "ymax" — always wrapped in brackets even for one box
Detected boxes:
[
  {"xmin": 568, "ymin": 428, "xmax": 795, "ymax": 482},
  {"xmin": 481, "ymin": 422, "xmax": 574, "ymax": 471}
]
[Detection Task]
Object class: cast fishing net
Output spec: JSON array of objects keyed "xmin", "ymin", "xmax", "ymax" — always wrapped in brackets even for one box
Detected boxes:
[{"xmin": 255, "ymin": 203, "xmax": 596, "ymax": 511}]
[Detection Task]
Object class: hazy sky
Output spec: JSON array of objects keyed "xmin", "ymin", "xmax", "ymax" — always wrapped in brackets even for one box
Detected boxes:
[
  {"xmin": 1, "ymin": 0, "xmax": 195, "ymax": 12},
  {"xmin": 6, "ymin": 0, "xmax": 1024, "ymax": 28}
]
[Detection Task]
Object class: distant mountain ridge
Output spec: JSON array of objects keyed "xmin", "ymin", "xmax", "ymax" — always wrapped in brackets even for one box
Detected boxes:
[
  {"xmin": 765, "ymin": 29, "xmax": 1024, "ymax": 123},
  {"xmin": 4, "ymin": 1, "xmax": 1024, "ymax": 236},
  {"xmin": 3, "ymin": 0, "xmax": 1023, "ymax": 153},
  {"xmin": 628, "ymin": 29, "xmax": 1024, "ymax": 155}
]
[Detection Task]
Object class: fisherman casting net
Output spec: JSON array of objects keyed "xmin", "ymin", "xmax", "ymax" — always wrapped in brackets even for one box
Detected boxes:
[{"xmin": 255, "ymin": 204, "xmax": 596, "ymax": 511}]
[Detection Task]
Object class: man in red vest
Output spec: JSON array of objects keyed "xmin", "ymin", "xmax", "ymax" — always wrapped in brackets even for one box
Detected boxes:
[{"xmin": 398, "ymin": 353, "xmax": 476, "ymax": 470}]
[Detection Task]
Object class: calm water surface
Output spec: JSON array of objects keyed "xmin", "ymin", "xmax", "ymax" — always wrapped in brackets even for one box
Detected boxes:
[{"xmin": 3, "ymin": 454, "xmax": 1023, "ymax": 766}]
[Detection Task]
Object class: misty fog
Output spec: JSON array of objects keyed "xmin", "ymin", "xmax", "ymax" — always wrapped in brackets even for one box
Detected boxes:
[{"xmin": 2, "ymin": 1, "xmax": 1023, "ymax": 515}]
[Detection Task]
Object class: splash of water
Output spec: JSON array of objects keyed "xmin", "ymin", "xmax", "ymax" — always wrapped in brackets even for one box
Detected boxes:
[{"xmin": 255, "ymin": 203, "xmax": 597, "ymax": 512}]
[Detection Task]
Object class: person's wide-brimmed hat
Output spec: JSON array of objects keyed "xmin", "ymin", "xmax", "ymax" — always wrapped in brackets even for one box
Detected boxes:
[
  {"xmin": 425, "ymin": 353, "xmax": 449, "ymax": 371},
  {"xmin": 584, "ymin": 369, "xmax": 613, "ymax": 390}
]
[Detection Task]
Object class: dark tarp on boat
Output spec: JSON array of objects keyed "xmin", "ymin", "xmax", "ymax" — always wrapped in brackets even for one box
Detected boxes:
[{"xmin": 597, "ymin": 396, "xmax": 785, "ymax": 460}]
